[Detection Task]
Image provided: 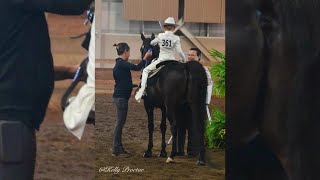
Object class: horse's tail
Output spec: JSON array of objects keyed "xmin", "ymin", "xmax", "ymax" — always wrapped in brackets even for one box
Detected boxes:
[
  {"xmin": 185, "ymin": 61, "xmax": 208, "ymax": 159},
  {"xmin": 185, "ymin": 61, "xmax": 207, "ymax": 106},
  {"xmin": 61, "ymin": 57, "xmax": 89, "ymax": 111}
]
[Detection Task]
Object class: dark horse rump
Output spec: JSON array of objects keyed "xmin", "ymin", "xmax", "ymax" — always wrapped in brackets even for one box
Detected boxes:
[{"xmin": 149, "ymin": 60, "xmax": 207, "ymax": 104}]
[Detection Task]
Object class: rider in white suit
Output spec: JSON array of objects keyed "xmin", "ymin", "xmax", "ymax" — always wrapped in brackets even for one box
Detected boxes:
[{"xmin": 135, "ymin": 17, "xmax": 186, "ymax": 102}]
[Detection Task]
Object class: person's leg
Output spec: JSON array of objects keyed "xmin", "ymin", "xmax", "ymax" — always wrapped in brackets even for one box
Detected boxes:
[
  {"xmin": 206, "ymin": 84, "xmax": 213, "ymax": 105},
  {"xmin": 135, "ymin": 61, "xmax": 160, "ymax": 102},
  {"xmin": 112, "ymin": 98, "xmax": 129, "ymax": 154},
  {"xmin": 0, "ymin": 120, "xmax": 36, "ymax": 180}
]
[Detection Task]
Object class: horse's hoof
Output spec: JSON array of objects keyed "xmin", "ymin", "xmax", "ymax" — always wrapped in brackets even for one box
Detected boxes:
[
  {"xmin": 196, "ymin": 160, "xmax": 206, "ymax": 166},
  {"xmin": 166, "ymin": 157, "xmax": 175, "ymax": 163},
  {"xmin": 143, "ymin": 151, "xmax": 152, "ymax": 158},
  {"xmin": 158, "ymin": 151, "xmax": 167, "ymax": 158}
]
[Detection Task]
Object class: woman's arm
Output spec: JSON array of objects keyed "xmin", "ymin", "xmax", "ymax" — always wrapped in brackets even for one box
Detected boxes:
[
  {"xmin": 121, "ymin": 60, "xmax": 146, "ymax": 71},
  {"xmin": 11, "ymin": 0, "xmax": 93, "ymax": 15},
  {"xmin": 120, "ymin": 51, "xmax": 153, "ymax": 71}
]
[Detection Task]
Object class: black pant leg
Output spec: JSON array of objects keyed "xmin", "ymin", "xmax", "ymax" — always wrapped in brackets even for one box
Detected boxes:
[
  {"xmin": 0, "ymin": 120, "xmax": 36, "ymax": 180},
  {"xmin": 112, "ymin": 98, "xmax": 128, "ymax": 152}
]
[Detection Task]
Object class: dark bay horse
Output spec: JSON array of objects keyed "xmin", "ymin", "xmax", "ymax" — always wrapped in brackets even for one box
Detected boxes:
[
  {"xmin": 139, "ymin": 34, "xmax": 168, "ymax": 158},
  {"xmin": 228, "ymin": 0, "xmax": 320, "ymax": 179},
  {"xmin": 139, "ymin": 34, "xmax": 208, "ymax": 165}
]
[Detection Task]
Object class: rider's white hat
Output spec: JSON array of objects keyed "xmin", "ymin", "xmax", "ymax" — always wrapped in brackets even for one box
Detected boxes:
[{"xmin": 159, "ymin": 17, "xmax": 178, "ymax": 30}]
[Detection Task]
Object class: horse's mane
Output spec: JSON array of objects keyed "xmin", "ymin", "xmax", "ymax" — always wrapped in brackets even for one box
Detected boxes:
[
  {"xmin": 143, "ymin": 37, "xmax": 160, "ymax": 60},
  {"xmin": 274, "ymin": 0, "xmax": 320, "ymax": 56},
  {"xmin": 273, "ymin": 1, "xmax": 320, "ymax": 179}
]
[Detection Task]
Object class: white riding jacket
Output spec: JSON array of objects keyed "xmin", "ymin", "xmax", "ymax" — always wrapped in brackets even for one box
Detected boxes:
[{"xmin": 150, "ymin": 31, "xmax": 186, "ymax": 62}]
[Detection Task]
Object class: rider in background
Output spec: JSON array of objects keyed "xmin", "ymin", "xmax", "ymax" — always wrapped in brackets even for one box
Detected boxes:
[{"xmin": 135, "ymin": 17, "xmax": 187, "ymax": 103}]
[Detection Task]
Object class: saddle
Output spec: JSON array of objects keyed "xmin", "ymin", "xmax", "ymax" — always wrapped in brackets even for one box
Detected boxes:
[{"xmin": 148, "ymin": 60, "xmax": 180, "ymax": 79}]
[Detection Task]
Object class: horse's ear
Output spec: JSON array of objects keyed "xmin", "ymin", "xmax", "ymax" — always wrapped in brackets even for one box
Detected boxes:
[
  {"xmin": 141, "ymin": 33, "xmax": 146, "ymax": 40},
  {"xmin": 151, "ymin": 33, "xmax": 155, "ymax": 40}
]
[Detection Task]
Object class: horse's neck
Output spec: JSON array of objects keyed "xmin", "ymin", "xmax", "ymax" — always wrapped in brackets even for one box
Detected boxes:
[
  {"xmin": 54, "ymin": 65, "xmax": 78, "ymax": 81},
  {"xmin": 153, "ymin": 46, "xmax": 160, "ymax": 59},
  {"xmin": 153, "ymin": 54, "xmax": 159, "ymax": 60}
]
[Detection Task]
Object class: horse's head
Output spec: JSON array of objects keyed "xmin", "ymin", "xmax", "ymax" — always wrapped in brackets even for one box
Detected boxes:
[{"xmin": 140, "ymin": 33, "xmax": 160, "ymax": 64}]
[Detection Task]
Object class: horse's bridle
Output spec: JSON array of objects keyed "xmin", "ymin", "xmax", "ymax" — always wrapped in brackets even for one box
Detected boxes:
[{"xmin": 140, "ymin": 43, "xmax": 159, "ymax": 67}]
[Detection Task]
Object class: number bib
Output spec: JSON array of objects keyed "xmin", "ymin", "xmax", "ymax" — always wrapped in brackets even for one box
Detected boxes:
[{"xmin": 161, "ymin": 39, "xmax": 172, "ymax": 47}]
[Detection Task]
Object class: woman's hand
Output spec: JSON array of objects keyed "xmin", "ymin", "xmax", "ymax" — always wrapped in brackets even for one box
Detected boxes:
[{"xmin": 143, "ymin": 51, "xmax": 153, "ymax": 60}]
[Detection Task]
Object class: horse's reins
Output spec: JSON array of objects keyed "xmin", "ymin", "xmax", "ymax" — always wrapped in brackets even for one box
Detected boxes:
[{"xmin": 144, "ymin": 49, "xmax": 151, "ymax": 68}]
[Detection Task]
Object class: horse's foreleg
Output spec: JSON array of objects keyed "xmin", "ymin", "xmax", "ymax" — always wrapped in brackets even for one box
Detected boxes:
[
  {"xmin": 143, "ymin": 106, "xmax": 154, "ymax": 158},
  {"xmin": 159, "ymin": 107, "xmax": 167, "ymax": 157}
]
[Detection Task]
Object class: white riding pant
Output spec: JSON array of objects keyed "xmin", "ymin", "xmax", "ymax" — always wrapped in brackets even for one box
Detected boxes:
[{"xmin": 140, "ymin": 59, "xmax": 164, "ymax": 91}]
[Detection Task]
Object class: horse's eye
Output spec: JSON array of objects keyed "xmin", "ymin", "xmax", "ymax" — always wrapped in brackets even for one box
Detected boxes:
[{"xmin": 256, "ymin": 10, "xmax": 262, "ymax": 20}]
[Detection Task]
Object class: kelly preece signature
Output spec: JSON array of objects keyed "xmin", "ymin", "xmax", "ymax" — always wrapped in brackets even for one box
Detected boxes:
[{"xmin": 99, "ymin": 166, "xmax": 145, "ymax": 174}]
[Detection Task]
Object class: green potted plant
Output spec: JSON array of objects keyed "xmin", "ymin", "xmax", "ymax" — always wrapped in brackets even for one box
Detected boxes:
[{"xmin": 205, "ymin": 48, "xmax": 225, "ymax": 149}]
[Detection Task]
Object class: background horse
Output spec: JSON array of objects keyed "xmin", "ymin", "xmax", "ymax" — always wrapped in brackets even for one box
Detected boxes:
[
  {"xmin": 139, "ymin": 34, "xmax": 207, "ymax": 165},
  {"xmin": 227, "ymin": 0, "xmax": 320, "ymax": 179},
  {"xmin": 60, "ymin": 57, "xmax": 89, "ymax": 111},
  {"xmin": 54, "ymin": 57, "xmax": 95, "ymax": 125}
]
